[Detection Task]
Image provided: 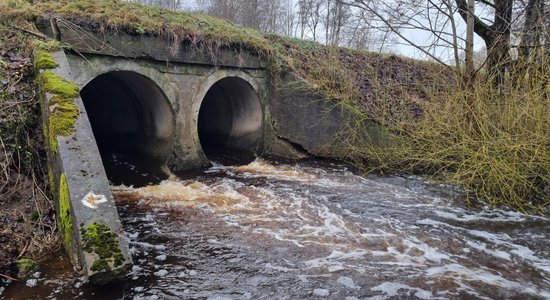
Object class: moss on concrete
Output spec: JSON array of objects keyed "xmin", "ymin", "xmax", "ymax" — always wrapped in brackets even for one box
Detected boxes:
[
  {"xmin": 38, "ymin": 69, "xmax": 80, "ymax": 153},
  {"xmin": 31, "ymin": 39, "xmax": 61, "ymax": 52},
  {"xmin": 48, "ymin": 97, "xmax": 78, "ymax": 152},
  {"xmin": 41, "ymin": 71, "xmax": 79, "ymax": 98},
  {"xmin": 58, "ymin": 173, "xmax": 73, "ymax": 251},
  {"xmin": 91, "ymin": 258, "xmax": 110, "ymax": 272},
  {"xmin": 33, "ymin": 50, "xmax": 58, "ymax": 70},
  {"xmin": 80, "ymin": 222, "xmax": 125, "ymax": 273}
]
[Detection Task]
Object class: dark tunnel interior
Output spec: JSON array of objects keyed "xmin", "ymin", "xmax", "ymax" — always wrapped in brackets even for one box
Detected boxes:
[
  {"xmin": 80, "ymin": 71, "xmax": 174, "ymax": 186},
  {"xmin": 197, "ymin": 77, "xmax": 262, "ymax": 165}
]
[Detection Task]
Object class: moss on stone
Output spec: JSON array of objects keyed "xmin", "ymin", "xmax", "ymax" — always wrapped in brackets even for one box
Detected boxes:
[
  {"xmin": 17, "ymin": 258, "xmax": 38, "ymax": 277},
  {"xmin": 80, "ymin": 222, "xmax": 125, "ymax": 273},
  {"xmin": 41, "ymin": 71, "xmax": 79, "ymax": 98},
  {"xmin": 33, "ymin": 50, "xmax": 58, "ymax": 70},
  {"xmin": 58, "ymin": 173, "xmax": 73, "ymax": 251}
]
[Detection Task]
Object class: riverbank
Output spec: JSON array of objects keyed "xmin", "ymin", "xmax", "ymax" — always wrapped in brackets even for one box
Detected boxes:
[{"xmin": 0, "ymin": 24, "xmax": 58, "ymax": 282}]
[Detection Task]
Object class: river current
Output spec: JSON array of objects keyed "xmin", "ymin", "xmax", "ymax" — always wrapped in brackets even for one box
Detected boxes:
[{"xmin": 2, "ymin": 158, "xmax": 550, "ymax": 299}]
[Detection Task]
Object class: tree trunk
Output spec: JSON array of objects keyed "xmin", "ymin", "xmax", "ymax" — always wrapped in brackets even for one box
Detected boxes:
[
  {"xmin": 464, "ymin": 0, "xmax": 475, "ymax": 76},
  {"xmin": 520, "ymin": 0, "xmax": 544, "ymax": 60},
  {"xmin": 456, "ymin": 0, "xmax": 513, "ymax": 84}
]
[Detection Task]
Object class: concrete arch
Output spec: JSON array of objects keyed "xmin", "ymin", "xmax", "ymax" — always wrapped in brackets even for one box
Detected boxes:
[
  {"xmin": 191, "ymin": 70, "xmax": 263, "ymax": 162},
  {"xmin": 80, "ymin": 71, "xmax": 175, "ymax": 185}
]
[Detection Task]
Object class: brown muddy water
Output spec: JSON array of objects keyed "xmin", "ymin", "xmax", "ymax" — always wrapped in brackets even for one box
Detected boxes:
[{"xmin": 1, "ymin": 157, "xmax": 550, "ymax": 299}]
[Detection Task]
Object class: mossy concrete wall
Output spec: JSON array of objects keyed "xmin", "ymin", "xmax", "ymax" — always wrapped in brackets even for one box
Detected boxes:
[{"xmin": 37, "ymin": 50, "xmax": 132, "ymax": 283}]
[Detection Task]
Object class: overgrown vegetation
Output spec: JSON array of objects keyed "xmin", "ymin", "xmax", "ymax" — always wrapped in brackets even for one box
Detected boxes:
[
  {"xmin": 58, "ymin": 173, "xmax": 73, "ymax": 252},
  {"xmin": 268, "ymin": 34, "xmax": 452, "ymax": 122},
  {"xmin": 0, "ymin": 22, "xmax": 57, "ymax": 280},
  {"xmin": 343, "ymin": 58, "xmax": 550, "ymax": 214},
  {"xmin": 0, "ymin": 0, "xmax": 272, "ymax": 56}
]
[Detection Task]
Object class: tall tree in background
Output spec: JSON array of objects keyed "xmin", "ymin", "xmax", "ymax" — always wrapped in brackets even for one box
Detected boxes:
[
  {"xmin": 464, "ymin": 0, "xmax": 475, "ymax": 78},
  {"xmin": 324, "ymin": 0, "xmax": 351, "ymax": 46},
  {"xmin": 518, "ymin": 0, "xmax": 546, "ymax": 60},
  {"xmin": 456, "ymin": 0, "xmax": 513, "ymax": 83}
]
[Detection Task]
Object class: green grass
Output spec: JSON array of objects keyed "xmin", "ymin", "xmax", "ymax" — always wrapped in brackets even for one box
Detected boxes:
[{"xmin": 0, "ymin": 0, "xmax": 272, "ymax": 55}]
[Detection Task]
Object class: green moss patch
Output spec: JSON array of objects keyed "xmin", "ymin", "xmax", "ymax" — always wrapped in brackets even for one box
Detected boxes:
[
  {"xmin": 58, "ymin": 173, "xmax": 73, "ymax": 251},
  {"xmin": 80, "ymin": 222, "xmax": 125, "ymax": 272},
  {"xmin": 17, "ymin": 258, "xmax": 38, "ymax": 277},
  {"xmin": 38, "ymin": 70, "xmax": 80, "ymax": 152},
  {"xmin": 47, "ymin": 97, "xmax": 78, "ymax": 152},
  {"xmin": 41, "ymin": 71, "xmax": 79, "ymax": 98},
  {"xmin": 34, "ymin": 50, "xmax": 58, "ymax": 70}
]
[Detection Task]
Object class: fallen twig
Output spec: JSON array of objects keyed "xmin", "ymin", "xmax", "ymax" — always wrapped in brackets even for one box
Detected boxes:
[
  {"xmin": 10, "ymin": 26, "xmax": 49, "ymax": 40},
  {"xmin": 16, "ymin": 240, "xmax": 30, "ymax": 260},
  {"xmin": 0, "ymin": 273, "xmax": 18, "ymax": 281}
]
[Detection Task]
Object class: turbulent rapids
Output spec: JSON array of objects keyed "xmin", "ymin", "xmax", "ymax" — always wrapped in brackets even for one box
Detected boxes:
[{"xmin": 4, "ymin": 158, "xmax": 550, "ymax": 299}]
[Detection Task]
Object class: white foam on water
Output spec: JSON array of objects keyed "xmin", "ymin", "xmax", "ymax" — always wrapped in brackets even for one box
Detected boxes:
[
  {"xmin": 371, "ymin": 282, "xmax": 434, "ymax": 299},
  {"xmin": 313, "ymin": 288, "xmax": 330, "ymax": 297},
  {"xmin": 337, "ymin": 276, "xmax": 360, "ymax": 289},
  {"xmin": 434, "ymin": 209, "xmax": 528, "ymax": 223},
  {"xmin": 426, "ymin": 263, "xmax": 550, "ymax": 298},
  {"xmin": 229, "ymin": 158, "xmax": 317, "ymax": 182},
  {"xmin": 465, "ymin": 240, "xmax": 512, "ymax": 261},
  {"xmin": 417, "ymin": 218, "xmax": 550, "ymax": 275}
]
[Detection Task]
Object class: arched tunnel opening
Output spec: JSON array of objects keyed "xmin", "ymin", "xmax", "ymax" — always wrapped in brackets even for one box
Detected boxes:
[
  {"xmin": 197, "ymin": 77, "xmax": 262, "ymax": 165},
  {"xmin": 80, "ymin": 71, "xmax": 174, "ymax": 186}
]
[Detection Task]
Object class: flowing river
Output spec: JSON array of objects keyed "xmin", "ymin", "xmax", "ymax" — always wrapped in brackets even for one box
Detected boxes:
[{"xmin": 2, "ymin": 158, "xmax": 550, "ymax": 299}]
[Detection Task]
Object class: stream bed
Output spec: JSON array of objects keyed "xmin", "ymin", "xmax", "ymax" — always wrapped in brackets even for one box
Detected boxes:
[{"xmin": 2, "ymin": 158, "xmax": 550, "ymax": 299}]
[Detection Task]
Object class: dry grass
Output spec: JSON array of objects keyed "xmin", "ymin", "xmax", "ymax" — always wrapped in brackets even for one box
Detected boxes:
[
  {"xmin": 343, "ymin": 58, "xmax": 550, "ymax": 214},
  {"xmin": 0, "ymin": 23, "xmax": 59, "ymax": 276}
]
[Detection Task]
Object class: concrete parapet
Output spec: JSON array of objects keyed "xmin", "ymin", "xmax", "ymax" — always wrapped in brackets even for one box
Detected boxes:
[{"xmin": 36, "ymin": 49, "xmax": 132, "ymax": 283}]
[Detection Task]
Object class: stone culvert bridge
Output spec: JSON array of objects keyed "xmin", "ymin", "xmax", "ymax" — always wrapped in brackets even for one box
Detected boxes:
[{"xmin": 37, "ymin": 19, "xmax": 384, "ymax": 282}]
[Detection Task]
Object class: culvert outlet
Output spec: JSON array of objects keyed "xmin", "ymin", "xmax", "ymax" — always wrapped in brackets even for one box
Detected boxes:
[
  {"xmin": 197, "ymin": 76, "xmax": 262, "ymax": 164},
  {"xmin": 80, "ymin": 71, "xmax": 174, "ymax": 186}
]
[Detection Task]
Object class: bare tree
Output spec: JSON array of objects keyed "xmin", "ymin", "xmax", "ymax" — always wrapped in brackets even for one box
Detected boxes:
[
  {"xmin": 465, "ymin": 0, "xmax": 475, "ymax": 77},
  {"xmin": 338, "ymin": 0, "xmax": 461, "ymax": 68},
  {"xmin": 325, "ymin": 0, "xmax": 352, "ymax": 45},
  {"xmin": 519, "ymin": 0, "xmax": 546, "ymax": 60},
  {"xmin": 298, "ymin": 0, "xmax": 324, "ymax": 41},
  {"xmin": 456, "ymin": 0, "xmax": 513, "ymax": 83}
]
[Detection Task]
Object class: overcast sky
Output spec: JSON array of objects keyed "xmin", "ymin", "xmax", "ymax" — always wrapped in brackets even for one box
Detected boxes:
[{"xmin": 180, "ymin": 0, "xmax": 488, "ymax": 64}]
